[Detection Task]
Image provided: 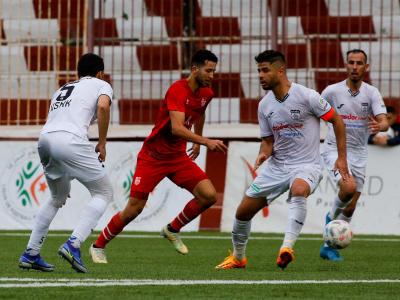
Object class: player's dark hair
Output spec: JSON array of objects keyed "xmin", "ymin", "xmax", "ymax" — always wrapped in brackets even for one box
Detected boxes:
[
  {"xmin": 386, "ymin": 106, "xmax": 395, "ymax": 114},
  {"xmin": 255, "ymin": 50, "xmax": 286, "ymax": 65},
  {"xmin": 346, "ymin": 49, "xmax": 368, "ymax": 63},
  {"xmin": 77, "ymin": 53, "xmax": 104, "ymax": 77},
  {"xmin": 191, "ymin": 49, "xmax": 218, "ymax": 67}
]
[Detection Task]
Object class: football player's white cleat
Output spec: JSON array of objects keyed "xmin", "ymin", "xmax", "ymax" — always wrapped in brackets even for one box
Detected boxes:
[
  {"xmin": 161, "ymin": 225, "xmax": 189, "ymax": 255},
  {"xmin": 89, "ymin": 244, "xmax": 108, "ymax": 264}
]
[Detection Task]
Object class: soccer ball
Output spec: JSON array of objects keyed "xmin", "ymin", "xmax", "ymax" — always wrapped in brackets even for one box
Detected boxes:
[{"xmin": 323, "ymin": 220, "xmax": 353, "ymax": 249}]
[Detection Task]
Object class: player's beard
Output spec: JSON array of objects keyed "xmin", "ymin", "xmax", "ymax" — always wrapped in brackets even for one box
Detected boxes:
[{"xmin": 196, "ymin": 76, "xmax": 210, "ymax": 87}]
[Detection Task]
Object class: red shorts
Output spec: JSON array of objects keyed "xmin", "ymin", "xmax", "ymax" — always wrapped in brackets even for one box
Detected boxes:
[{"xmin": 130, "ymin": 153, "xmax": 208, "ymax": 199}]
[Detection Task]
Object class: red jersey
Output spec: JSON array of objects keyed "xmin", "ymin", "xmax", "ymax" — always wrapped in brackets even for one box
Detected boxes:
[{"xmin": 140, "ymin": 79, "xmax": 213, "ymax": 160}]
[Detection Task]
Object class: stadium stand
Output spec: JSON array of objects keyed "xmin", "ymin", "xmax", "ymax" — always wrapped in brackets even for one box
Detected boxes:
[{"xmin": 0, "ymin": 0, "xmax": 399, "ymax": 125}]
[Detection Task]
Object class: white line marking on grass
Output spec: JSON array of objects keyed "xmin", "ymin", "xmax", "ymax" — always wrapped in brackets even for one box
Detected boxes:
[
  {"xmin": 0, "ymin": 278, "xmax": 399, "ymax": 288},
  {"xmin": 0, "ymin": 232, "xmax": 399, "ymax": 242}
]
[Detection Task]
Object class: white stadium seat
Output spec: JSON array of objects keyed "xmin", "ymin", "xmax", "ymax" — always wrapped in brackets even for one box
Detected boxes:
[{"xmin": 3, "ymin": 19, "xmax": 59, "ymax": 43}]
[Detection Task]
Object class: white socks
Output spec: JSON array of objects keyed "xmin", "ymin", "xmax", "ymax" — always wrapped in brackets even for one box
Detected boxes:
[
  {"xmin": 70, "ymin": 197, "xmax": 108, "ymax": 247},
  {"xmin": 232, "ymin": 218, "xmax": 251, "ymax": 260},
  {"xmin": 26, "ymin": 200, "xmax": 60, "ymax": 255},
  {"xmin": 329, "ymin": 195, "xmax": 351, "ymax": 220},
  {"xmin": 282, "ymin": 196, "xmax": 307, "ymax": 249}
]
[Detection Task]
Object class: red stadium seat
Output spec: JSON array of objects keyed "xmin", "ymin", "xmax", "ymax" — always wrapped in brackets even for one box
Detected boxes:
[
  {"xmin": 0, "ymin": 99, "xmax": 49, "ymax": 125},
  {"xmin": 136, "ymin": 45, "xmax": 179, "ymax": 71},
  {"xmin": 301, "ymin": 16, "xmax": 375, "ymax": 35},
  {"xmin": 118, "ymin": 99, "xmax": 162, "ymax": 124}
]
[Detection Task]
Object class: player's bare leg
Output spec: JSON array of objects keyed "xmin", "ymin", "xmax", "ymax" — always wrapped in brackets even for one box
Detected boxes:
[{"xmin": 216, "ymin": 195, "xmax": 266, "ymax": 269}]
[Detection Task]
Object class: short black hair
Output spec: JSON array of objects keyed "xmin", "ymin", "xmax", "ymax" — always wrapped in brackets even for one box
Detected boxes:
[
  {"xmin": 386, "ymin": 106, "xmax": 396, "ymax": 114},
  {"xmin": 346, "ymin": 49, "xmax": 368, "ymax": 63},
  {"xmin": 191, "ymin": 49, "xmax": 218, "ymax": 67},
  {"xmin": 77, "ymin": 53, "xmax": 104, "ymax": 77},
  {"xmin": 255, "ymin": 50, "xmax": 286, "ymax": 65}
]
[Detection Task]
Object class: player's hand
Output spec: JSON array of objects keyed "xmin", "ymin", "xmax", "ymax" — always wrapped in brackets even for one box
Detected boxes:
[
  {"xmin": 254, "ymin": 153, "xmax": 268, "ymax": 170},
  {"xmin": 95, "ymin": 143, "xmax": 106, "ymax": 162},
  {"xmin": 373, "ymin": 134, "xmax": 388, "ymax": 145},
  {"xmin": 368, "ymin": 116, "xmax": 381, "ymax": 134},
  {"xmin": 205, "ymin": 139, "xmax": 228, "ymax": 153},
  {"xmin": 188, "ymin": 143, "xmax": 201, "ymax": 160},
  {"xmin": 334, "ymin": 157, "xmax": 350, "ymax": 181}
]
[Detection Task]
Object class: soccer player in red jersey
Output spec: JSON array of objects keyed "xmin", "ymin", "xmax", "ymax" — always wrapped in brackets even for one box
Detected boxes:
[{"xmin": 89, "ymin": 49, "xmax": 227, "ymax": 263}]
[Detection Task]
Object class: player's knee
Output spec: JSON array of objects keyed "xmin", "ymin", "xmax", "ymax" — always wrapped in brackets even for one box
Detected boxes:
[
  {"xmin": 340, "ymin": 178, "xmax": 357, "ymax": 197},
  {"xmin": 290, "ymin": 186, "xmax": 309, "ymax": 197},
  {"xmin": 50, "ymin": 195, "xmax": 67, "ymax": 208}
]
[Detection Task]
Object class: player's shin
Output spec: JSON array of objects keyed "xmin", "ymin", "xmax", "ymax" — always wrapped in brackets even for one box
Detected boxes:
[
  {"xmin": 70, "ymin": 196, "xmax": 109, "ymax": 247},
  {"xmin": 329, "ymin": 195, "xmax": 352, "ymax": 220},
  {"xmin": 94, "ymin": 212, "xmax": 126, "ymax": 248},
  {"xmin": 169, "ymin": 198, "xmax": 204, "ymax": 232},
  {"xmin": 282, "ymin": 196, "xmax": 307, "ymax": 249},
  {"xmin": 26, "ymin": 200, "xmax": 60, "ymax": 255},
  {"xmin": 232, "ymin": 218, "xmax": 251, "ymax": 260}
]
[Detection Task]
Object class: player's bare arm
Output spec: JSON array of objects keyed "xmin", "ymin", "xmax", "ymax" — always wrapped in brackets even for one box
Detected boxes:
[
  {"xmin": 254, "ymin": 136, "xmax": 273, "ymax": 170},
  {"xmin": 96, "ymin": 94, "xmax": 111, "ymax": 161},
  {"xmin": 188, "ymin": 114, "xmax": 205, "ymax": 160},
  {"xmin": 326, "ymin": 110, "xmax": 350, "ymax": 180},
  {"xmin": 368, "ymin": 113, "xmax": 389, "ymax": 135},
  {"xmin": 169, "ymin": 110, "xmax": 227, "ymax": 153}
]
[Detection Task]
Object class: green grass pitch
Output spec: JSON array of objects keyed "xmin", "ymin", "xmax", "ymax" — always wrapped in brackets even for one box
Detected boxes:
[{"xmin": 0, "ymin": 231, "xmax": 399, "ymax": 299}]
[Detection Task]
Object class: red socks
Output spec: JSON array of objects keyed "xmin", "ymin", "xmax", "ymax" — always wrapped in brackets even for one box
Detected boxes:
[
  {"xmin": 170, "ymin": 199, "xmax": 204, "ymax": 232},
  {"xmin": 94, "ymin": 212, "xmax": 126, "ymax": 248}
]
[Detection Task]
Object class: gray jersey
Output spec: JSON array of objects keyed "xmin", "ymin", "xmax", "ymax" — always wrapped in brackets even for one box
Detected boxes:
[
  {"xmin": 322, "ymin": 80, "xmax": 386, "ymax": 157},
  {"xmin": 41, "ymin": 77, "xmax": 113, "ymax": 139},
  {"xmin": 258, "ymin": 83, "xmax": 332, "ymax": 167}
]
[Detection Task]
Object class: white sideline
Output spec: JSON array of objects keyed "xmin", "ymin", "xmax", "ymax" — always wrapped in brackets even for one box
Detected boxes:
[
  {"xmin": 0, "ymin": 232, "xmax": 399, "ymax": 242},
  {"xmin": 0, "ymin": 278, "xmax": 399, "ymax": 288}
]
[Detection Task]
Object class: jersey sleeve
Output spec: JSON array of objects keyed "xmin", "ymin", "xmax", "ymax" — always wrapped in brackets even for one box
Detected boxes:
[
  {"xmin": 165, "ymin": 85, "xmax": 186, "ymax": 112},
  {"xmin": 321, "ymin": 86, "xmax": 334, "ymax": 107},
  {"xmin": 258, "ymin": 100, "xmax": 272, "ymax": 137},
  {"xmin": 308, "ymin": 89, "xmax": 333, "ymax": 119},
  {"xmin": 370, "ymin": 87, "xmax": 387, "ymax": 116},
  {"xmin": 97, "ymin": 82, "xmax": 113, "ymax": 103}
]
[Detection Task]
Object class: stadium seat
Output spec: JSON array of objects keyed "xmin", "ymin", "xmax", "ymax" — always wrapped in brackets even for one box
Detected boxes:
[
  {"xmin": 94, "ymin": 0, "xmax": 147, "ymax": 19},
  {"xmin": 118, "ymin": 99, "xmax": 162, "ymax": 124},
  {"xmin": 136, "ymin": 45, "xmax": 179, "ymax": 71},
  {"xmin": 311, "ymin": 39, "xmax": 344, "ymax": 68},
  {"xmin": 96, "ymin": 46, "xmax": 141, "ymax": 74},
  {"xmin": 205, "ymin": 97, "xmax": 240, "ymax": 124},
  {"xmin": 267, "ymin": 0, "xmax": 329, "ymax": 17},
  {"xmin": 195, "ymin": 17, "xmax": 241, "ymax": 43},
  {"xmin": 3, "ymin": 19, "xmax": 59, "ymax": 43},
  {"xmin": 0, "ymin": 98, "xmax": 49, "ymax": 125},
  {"xmin": 0, "ymin": 0, "xmax": 36, "ymax": 19},
  {"xmin": 301, "ymin": 16, "xmax": 375, "ymax": 35},
  {"xmin": 327, "ymin": 0, "xmax": 400, "ymax": 17},
  {"xmin": 0, "ymin": 45, "xmax": 28, "ymax": 74},
  {"xmin": 239, "ymin": 98, "xmax": 259, "ymax": 123},
  {"xmin": 32, "ymin": 0, "xmax": 85, "ymax": 19},
  {"xmin": 112, "ymin": 71, "xmax": 181, "ymax": 99},
  {"xmin": 0, "ymin": 74, "xmax": 57, "ymax": 99},
  {"xmin": 115, "ymin": 17, "xmax": 169, "ymax": 41},
  {"xmin": 199, "ymin": 0, "xmax": 267, "ymax": 17}
]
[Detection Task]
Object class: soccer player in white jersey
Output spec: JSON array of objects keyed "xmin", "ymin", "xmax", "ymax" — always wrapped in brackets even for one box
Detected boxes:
[
  {"xmin": 18, "ymin": 53, "xmax": 114, "ymax": 273},
  {"xmin": 319, "ymin": 49, "xmax": 388, "ymax": 261},
  {"xmin": 216, "ymin": 50, "xmax": 349, "ymax": 270}
]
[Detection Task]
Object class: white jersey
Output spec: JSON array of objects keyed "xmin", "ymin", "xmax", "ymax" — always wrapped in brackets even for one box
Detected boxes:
[
  {"xmin": 258, "ymin": 83, "xmax": 332, "ymax": 167},
  {"xmin": 41, "ymin": 77, "xmax": 113, "ymax": 139},
  {"xmin": 322, "ymin": 80, "xmax": 386, "ymax": 157}
]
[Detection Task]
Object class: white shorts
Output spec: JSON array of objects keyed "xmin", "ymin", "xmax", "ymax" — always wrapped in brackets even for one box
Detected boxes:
[
  {"xmin": 245, "ymin": 161, "xmax": 323, "ymax": 203},
  {"xmin": 38, "ymin": 131, "xmax": 106, "ymax": 183},
  {"xmin": 321, "ymin": 150, "xmax": 366, "ymax": 192}
]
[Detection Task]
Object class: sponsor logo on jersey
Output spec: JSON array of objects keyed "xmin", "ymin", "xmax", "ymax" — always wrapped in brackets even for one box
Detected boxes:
[
  {"xmin": 337, "ymin": 104, "xmax": 345, "ymax": 109},
  {"xmin": 267, "ymin": 111, "xmax": 274, "ymax": 119},
  {"xmin": 361, "ymin": 102, "xmax": 369, "ymax": 113},
  {"xmin": 0, "ymin": 148, "xmax": 49, "ymax": 225},
  {"xmin": 319, "ymin": 97, "xmax": 329, "ymax": 110},
  {"xmin": 290, "ymin": 109, "xmax": 301, "ymax": 120},
  {"xmin": 201, "ymin": 98, "xmax": 207, "ymax": 107}
]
